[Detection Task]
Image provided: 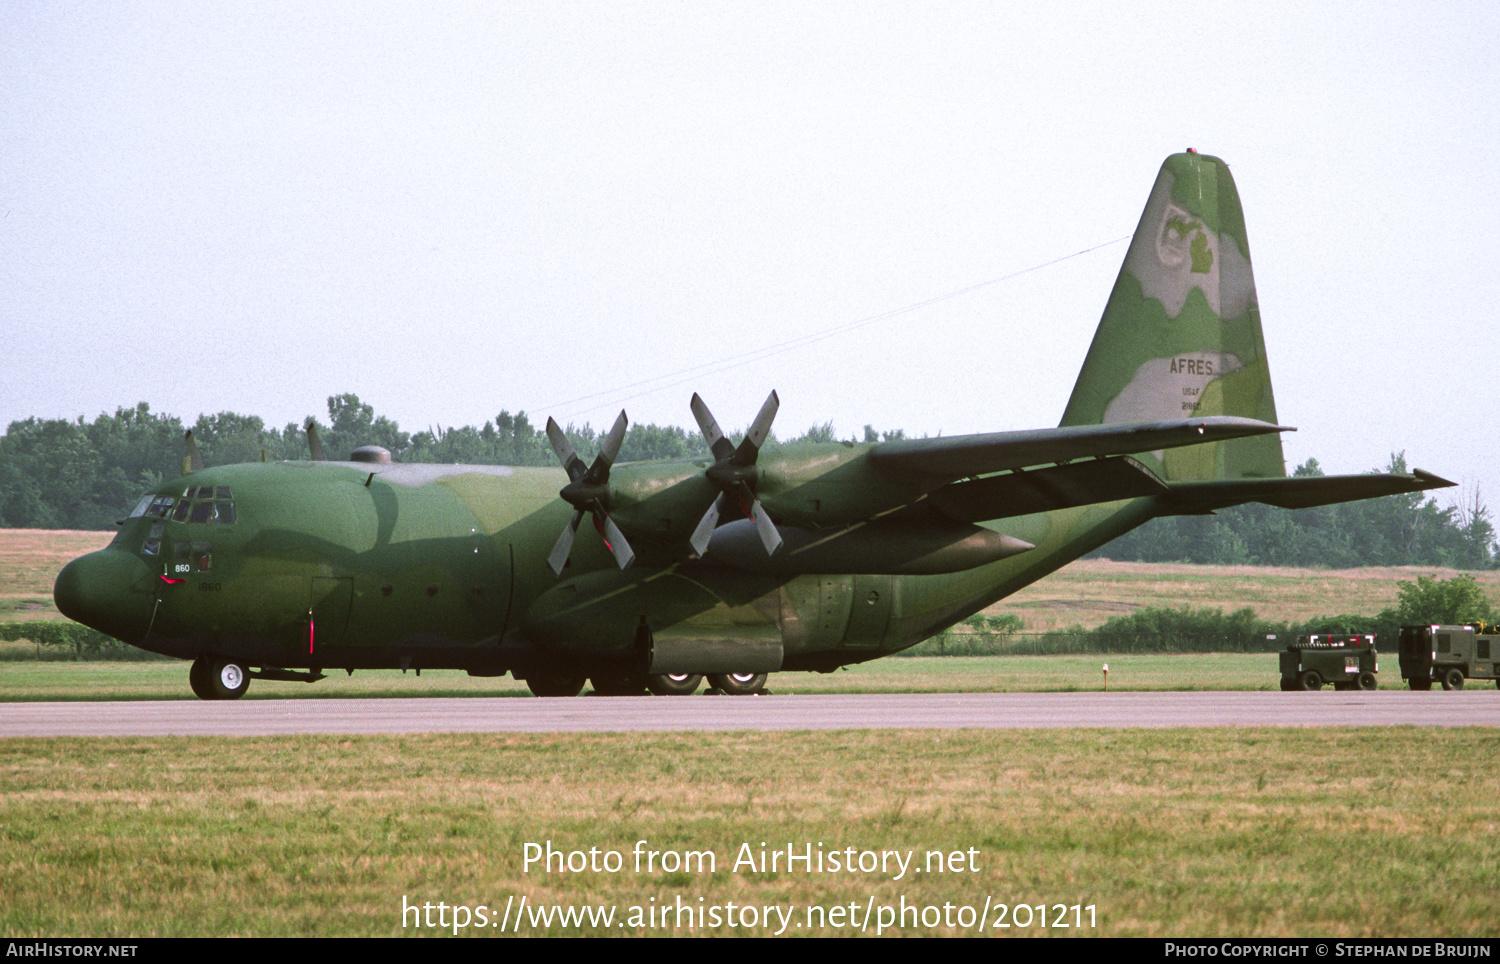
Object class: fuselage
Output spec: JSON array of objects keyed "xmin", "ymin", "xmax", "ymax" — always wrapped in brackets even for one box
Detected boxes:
[{"xmin": 52, "ymin": 450, "xmax": 1152, "ymax": 682}]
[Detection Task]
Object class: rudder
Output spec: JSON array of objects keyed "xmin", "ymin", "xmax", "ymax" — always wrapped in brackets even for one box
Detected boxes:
[{"xmin": 1059, "ymin": 152, "xmax": 1284, "ymax": 482}]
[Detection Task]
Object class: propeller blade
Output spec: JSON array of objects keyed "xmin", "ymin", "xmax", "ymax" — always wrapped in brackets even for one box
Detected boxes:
[
  {"xmin": 587, "ymin": 411, "xmax": 629, "ymax": 483},
  {"xmin": 691, "ymin": 393, "xmax": 734, "ymax": 461},
  {"xmin": 689, "ymin": 492, "xmax": 726, "ymax": 557},
  {"xmin": 749, "ymin": 500, "xmax": 783, "ymax": 556},
  {"xmin": 548, "ymin": 510, "xmax": 584, "ymax": 576},
  {"xmin": 598, "ymin": 513, "xmax": 636, "ymax": 570},
  {"xmin": 736, "ymin": 390, "xmax": 779, "ymax": 463},
  {"xmin": 546, "ymin": 418, "xmax": 584, "ymax": 482}
]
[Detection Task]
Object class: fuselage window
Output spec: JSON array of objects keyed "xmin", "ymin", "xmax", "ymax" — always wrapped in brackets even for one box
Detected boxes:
[
  {"xmin": 145, "ymin": 496, "xmax": 175, "ymax": 519},
  {"xmin": 192, "ymin": 541, "xmax": 212, "ymax": 572}
]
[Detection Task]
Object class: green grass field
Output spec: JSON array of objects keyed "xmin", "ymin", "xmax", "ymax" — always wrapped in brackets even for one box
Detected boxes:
[
  {"xmin": 0, "ymin": 653, "xmax": 1280, "ymax": 701},
  {"xmin": 4, "ymin": 729, "xmax": 1497, "ymax": 937}
]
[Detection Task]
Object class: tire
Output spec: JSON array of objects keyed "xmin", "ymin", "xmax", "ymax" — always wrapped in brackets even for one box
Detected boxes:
[
  {"xmin": 1357, "ymin": 671, "xmax": 1378, "ymax": 691},
  {"xmin": 590, "ymin": 673, "xmax": 649, "ymax": 696},
  {"xmin": 648, "ymin": 673, "xmax": 703, "ymax": 696},
  {"xmin": 708, "ymin": 672, "xmax": 767, "ymax": 696},
  {"xmin": 209, "ymin": 659, "xmax": 249, "ymax": 700},
  {"xmin": 526, "ymin": 673, "xmax": 585, "ymax": 698},
  {"xmin": 189, "ymin": 657, "xmax": 216, "ymax": 700},
  {"xmin": 1279, "ymin": 678, "xmax": 1297, "ymax": 692},
  {"xmin": 1441, "ymin": 668, "xmax": 1465, "ymax": 691},
  {"xmin": 1298, "ymin": 670, "xmax": 1322, "ymax": 692},
  {"xmin": 1408, "ymin": 677, "xmax": 1432, "ymax": 691}
]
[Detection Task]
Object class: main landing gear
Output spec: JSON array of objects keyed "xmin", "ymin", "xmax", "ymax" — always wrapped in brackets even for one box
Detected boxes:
[
  {"xmin": 189, "ymin": 656, "xmax": 250, "ymax": 700},
  {"xmin": 523, "ymin": 671, "xmax": 769, "ymax": 697}
]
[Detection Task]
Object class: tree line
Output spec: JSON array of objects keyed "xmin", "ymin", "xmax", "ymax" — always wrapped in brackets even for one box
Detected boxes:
[{"xmin": 0, "ymin": 395, "xmax": 1493, "ymax": 569}]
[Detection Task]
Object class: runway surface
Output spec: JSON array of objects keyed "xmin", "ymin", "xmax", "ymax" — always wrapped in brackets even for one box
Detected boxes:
[{"xmin": 3, "ymin": 691, "xmax": 1498, "ymax": 737}]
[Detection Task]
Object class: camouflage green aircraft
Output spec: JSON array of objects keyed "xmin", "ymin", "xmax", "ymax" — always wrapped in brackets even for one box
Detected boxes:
[{"xmin": 54, "ymin": 151, "xmax": 1450, "ymax": 700}]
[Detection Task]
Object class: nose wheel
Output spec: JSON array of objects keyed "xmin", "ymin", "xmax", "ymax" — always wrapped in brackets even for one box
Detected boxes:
[{"xmin": 189, "ymin": 657, "xmax": 251, "ymax": 700}]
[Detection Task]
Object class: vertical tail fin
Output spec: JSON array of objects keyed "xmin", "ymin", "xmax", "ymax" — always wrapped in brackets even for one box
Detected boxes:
[{"xmin": 1060, "ymin": 152, "xmax": 1285, "ymax": 482}]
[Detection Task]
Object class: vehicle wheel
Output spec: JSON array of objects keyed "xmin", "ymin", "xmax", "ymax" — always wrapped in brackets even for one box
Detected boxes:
[
  {"xmin": 648, "ymin": 673, "xmax": 703, "ymax": 696},
  {"xmin": 1408, "ymin": 677, "xmax": 1432, "ymax": 691},
  {"xmin": 590, "ymin": 673, "xmax": 649, "ymax": 696},
  {"xmin": 1495, "ymin": 679, "xmax": 1500, "ymax": 691},
  {"xmin": 1298, "ymin": 670, "xmax": 1322, "ymax": 692},
  {"xmin": 708, "ymin": 672, "xmax": 767, "ymax": 695},
  {"xmin": 209, "ymin": 659, "xmax": 250, "ymax": 700},
  {"xmin": 189, "ymin": 657, "xmax": 216, "ymax": 700},
  {"xmin": 526, "ymin": 673, "xmax": 585, "ymax": 698},
  {"xmin": 1278, "ymin": 678, "xmax": 1297, "ymax": 692},
  {"xmin": 1441, "ymin": 668, "xmax": 1465, "ymax": 691},
  {"xmin": 1357, "ymin": 671, "xmax": 1378, "ymax": 691}
]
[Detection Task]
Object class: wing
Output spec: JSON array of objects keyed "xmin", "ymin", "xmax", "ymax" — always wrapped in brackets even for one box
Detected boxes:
[{"xmin": 868, "ymin": 416, "xmax": 1291, "ymax": 478}]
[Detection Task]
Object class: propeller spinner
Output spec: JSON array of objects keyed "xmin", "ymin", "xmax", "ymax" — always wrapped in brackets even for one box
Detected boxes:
[
  {"xmin": 545, "ymin": 411, "xmax": 635, "ymax": 575},
  {"xmin": 689, "ymin": 390, "xmax": 783, "ymax": 558}
]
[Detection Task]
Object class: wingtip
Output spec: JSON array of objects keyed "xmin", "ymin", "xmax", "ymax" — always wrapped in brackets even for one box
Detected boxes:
[{"xmin": 1412, "ymin": 468, "xmax": 1458, "ymax": 488}]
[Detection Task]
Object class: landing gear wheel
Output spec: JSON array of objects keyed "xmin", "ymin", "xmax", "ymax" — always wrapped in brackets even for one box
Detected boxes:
[
  {"xmin": 1408, "ymin": 677, "xmax": 1432, "ymax": 691},
  {"xmin": 527, "ymin": 673, "xmax": 586, "ymax": 698},
  {"xmin": 189, "ymin": 657, "xmax": 216, "ymax": 700},
  {"xmin": 590, "ymin": 673, "xmax": 649, "ymax": 696},
  {"xmin": 209, "ymin": 659, "xmax": 249, "ymax": 700},
  {"xmin": 1441, "ymin": 668, "xmax": 1465, "ymax": 691},
  {"xmin": 708, "ymin": 672, "xmax": 767, "ymax": 696},
  {"xmin": 648, "ymin": 673, "xmax": 703, "ymax": 696},
  {"xmin": 1357, "ymin": 671, "xmax": 1378, "ymax": 691},
  {"xmin": 1298, "ymin": 670, "xmax": 1322, "ymax": 692}
]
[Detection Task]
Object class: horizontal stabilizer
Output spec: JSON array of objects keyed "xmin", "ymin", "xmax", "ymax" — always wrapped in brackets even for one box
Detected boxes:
[
  {"xmin": 928, "ymin": 456, "xmax": 1167, "ymax": 522},
  {"xmin": 1161, "ymin": 468, "xmax": 1455, "ymax": 515},
  {"xmin": 870, "ymin": 416, "xmax": 1291, "ymax": 479}
]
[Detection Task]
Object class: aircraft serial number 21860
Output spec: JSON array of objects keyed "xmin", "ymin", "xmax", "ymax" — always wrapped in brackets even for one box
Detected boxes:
[{"xmin": 54, "ymin": 152, "xmax": 1449, "ymax": 699}]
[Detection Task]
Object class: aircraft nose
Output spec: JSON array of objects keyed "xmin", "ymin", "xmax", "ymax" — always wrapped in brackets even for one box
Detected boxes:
[{"xmin": 53, "ymin": 550, "xmax": 157, "ymax": 645}]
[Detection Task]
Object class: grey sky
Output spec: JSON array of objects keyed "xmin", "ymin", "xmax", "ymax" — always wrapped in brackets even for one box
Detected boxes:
[{"xmin": 5, "ymin": 2, "xmax": 1497, "ymax": 507}]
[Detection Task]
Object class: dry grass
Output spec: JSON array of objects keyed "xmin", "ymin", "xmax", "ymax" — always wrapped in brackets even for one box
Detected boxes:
[{"xmin": 0, "ymin": 530, "xmax": 110, "ymax": 623}]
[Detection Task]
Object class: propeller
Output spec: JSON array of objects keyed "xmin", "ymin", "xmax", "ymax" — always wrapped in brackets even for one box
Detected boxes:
[
  {"xmin": 688, "ymin": 390, "xmax": 783, "ymax": 558},
  {"xmin": 545, "ymin": 411, "xmax": 635, "ymax": 575}
]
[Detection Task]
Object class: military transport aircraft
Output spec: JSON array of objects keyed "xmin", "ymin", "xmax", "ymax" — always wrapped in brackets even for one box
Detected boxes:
[{"xmin": 54, "ymin": 151, "xmax": 1450, "ymax": 699}]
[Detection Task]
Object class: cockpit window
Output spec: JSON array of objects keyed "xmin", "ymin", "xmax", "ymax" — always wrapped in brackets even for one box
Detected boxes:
[
  {"xmin": 142, "ymin": 496, "xmax": 176, "ymax": 519},
  {"xmin": 152, "ymin": 487, "xmax": 237, "ymax": 526}
]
